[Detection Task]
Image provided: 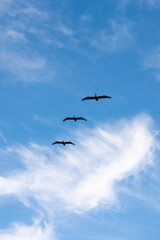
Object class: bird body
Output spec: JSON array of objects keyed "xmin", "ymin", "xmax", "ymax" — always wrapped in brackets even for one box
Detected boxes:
[
  {"xmin": 63, "ymin": 116, "xmax": 87, "ymax": 122},
  {"xmin": 82, "ymin": 93, "xmax": 111, "ymax": 101},
  {"xmin": 52, "ymin": 141, "xmax": 75, "ymax": 146}
]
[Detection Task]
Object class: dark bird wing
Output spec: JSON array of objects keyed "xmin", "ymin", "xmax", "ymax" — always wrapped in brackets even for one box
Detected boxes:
[
  {"xmin": 82, "ymin": 96, "xmax": 95, "ymax": 101},
  {"xmin": 76, "ymin": 117, "xmax": 87, "ymax": 121},
  {"xmin": 98, "ymin": 95, "xmax": 111, "ymax": 99},
  {"xmin": 63, "ymin": 117, "xmax": 74, "ymax": 121},
  {"xmin": 52, "ymin": 141, "xmax": 62, "ymax": 145},
  {"xmin": 65, "ymin": 141, "xmax": 75, "ymax": 145}
]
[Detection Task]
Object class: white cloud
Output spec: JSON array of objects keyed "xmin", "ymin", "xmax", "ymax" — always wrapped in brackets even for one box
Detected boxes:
[
  {"xmin": 0, "ymin": 221, "xmax": 55, "ymax": 240},
  {"xmin": 90, "ymin": 20, "xmax": 135, "ymax": 53},
  {"xmin": 0, "ymin": 114, "xmax": 157, "ymax": 214}
]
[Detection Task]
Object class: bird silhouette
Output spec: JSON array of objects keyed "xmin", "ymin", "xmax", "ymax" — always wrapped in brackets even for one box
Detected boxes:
[
  {"xmin": 82, "ymin": 93, "xmax": 111, "ymax": 101},
  {"xmin": 52, "ymin": 141, "xmax": 75, "ymax": 146},
  {"xmin": 63, "ymin": 116, "xmax": 87, "ymax": 122}
]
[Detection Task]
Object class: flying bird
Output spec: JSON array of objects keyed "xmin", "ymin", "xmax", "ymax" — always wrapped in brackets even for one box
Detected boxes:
[
  {"xmin": 82, "ymin": 93, "xmax": 111, "ymax": 101},
  {"xmin": 52, "ymin": 141, "xmax": 75, "ymax": 146},
  {"xmin": 63, "ymin": 116, "xmax": 87, "ymax": 122}
]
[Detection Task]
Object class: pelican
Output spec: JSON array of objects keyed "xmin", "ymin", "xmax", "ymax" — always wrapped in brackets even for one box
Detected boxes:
[
  {"xmin": 52, "ymin": 141, "xmax": 75, "ymax": 146},
  {"xmin": 82, "ymin": 93, "xmax": 111, "ymax": 101},
  {"xmin": 63, "ymin": 116, "xmax": 87, "ymax": 122}
]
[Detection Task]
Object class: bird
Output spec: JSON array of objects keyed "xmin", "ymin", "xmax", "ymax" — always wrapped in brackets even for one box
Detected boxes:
[
  {"xmin": 82, "ymin": 93, "xmax": 111, "ymax": 101},
  {"xmin": 52, "ymin": 141, "xmax": 75, "ymax": 146},
  {"xmin": 63, "ymin": 116, "xmax": 87, "ymax": 122}
]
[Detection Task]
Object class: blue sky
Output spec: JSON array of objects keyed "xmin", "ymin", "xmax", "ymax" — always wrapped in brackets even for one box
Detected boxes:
[{"xmin": 0, "ymin": 0, "xmax": 160, "ymax": 239}]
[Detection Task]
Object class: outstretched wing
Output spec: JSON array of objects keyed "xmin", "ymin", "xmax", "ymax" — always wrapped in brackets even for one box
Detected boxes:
[
  {"xmin": 76, "ymin": 117, "xmax": 87, "ymax": 121},
  {"xmin": 63, "ymin": 117, "xmax": 73, "ymax": 121},
  {"xmin": 65, "ymin": 141, "xmax": 75, "ymax": 145},
  {"xmin": 52, "ymin": 141, "xmax": 62, "ymax": 145},
  {"xmin": 82, "ymin": 96, "xmax": 95, "ymax": 101},
  {"xmin": 98, "ymin": 95, "xmax": 111, "ymax": 99}
]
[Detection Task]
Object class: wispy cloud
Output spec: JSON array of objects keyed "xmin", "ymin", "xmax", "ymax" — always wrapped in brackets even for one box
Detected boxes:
[
  {"xmin": 34, "ymin": 115, "xmax": 60, "ymax": 127},
  {"xmin": 55, "ymin": 23, "xmax": 74, "ymax": 37},
  {"xmin": 0, "ymin": 0, "xmax": 54, "ymax": 82},
  {"xmin": 90, "ymin": 20, "xmax": 135, "ymax": 53},
  {"xmin": 0, "ymin": 50, "xmax": 54, "ymax": 82},
  {"xmin": 0, "ymin": 0, "xmax": 137, "ymax": 82},
  {"xmin": 6, "ymin": 30, "xmax": 25, "ymax": 40},
  {"xmin": 117, "ymin": 0, "xmax": 131, "ymax": 9},
  {"xmin": 14, "ymin": 5, "xmax": 48, "ymax": 18},
  {"xmin": 0, "ymin": 220, "xmax": 55, "ymax": 240},
  {"xmin": 140, "ymin": 0, "xmax": 157, "ymax": 6},
  {"xmin": 0, "ymin": 0, "xmax": 12, "ymax": 14},
  {"xmin": 119, "ymin": 0, "xmax": 160, "ymax": 9},
  {"xmin": 0, "ymin": 131, "xmax": 6, "ymax": 143},
  {"xmin": 0, "ymin": 0, "xmax": 48, "ymax": 17},
  {"xmin": 80, "ymin": 13, "xmax": 93, "ymax": 23},
  {"xmin": 144, "ymin": 46, "xmax": 160, "ymax": 81},
  {"xmin": 0, "ymin": 0, "xmax": 138, "ymax": 83}
]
